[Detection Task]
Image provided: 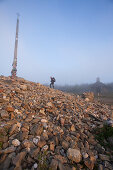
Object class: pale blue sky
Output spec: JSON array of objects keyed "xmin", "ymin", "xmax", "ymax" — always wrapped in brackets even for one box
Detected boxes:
[{"xmin": 0, "ymin": 0, "xmax": 113, "ymax": 85}]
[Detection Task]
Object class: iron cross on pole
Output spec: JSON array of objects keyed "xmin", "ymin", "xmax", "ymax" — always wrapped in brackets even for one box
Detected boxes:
[{"xmin": 11, "ymin": 13, "xmax": 20, "ymax": 78}]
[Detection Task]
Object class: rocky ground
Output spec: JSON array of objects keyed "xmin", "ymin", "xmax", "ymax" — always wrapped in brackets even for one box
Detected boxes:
[{"xmin": 0, "ymin": 76, "xmax": 113, "ymax": 170}]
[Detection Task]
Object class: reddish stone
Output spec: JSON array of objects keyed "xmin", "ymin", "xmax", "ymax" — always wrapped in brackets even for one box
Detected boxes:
[
  {"xmin": 84, "ymin": 158, "xmax": 95, "ymax": 170},
  {"xmin": 11, "ymin": 112, "xmax": 15, "ymax": 120},
  {"xmin": 6, "ymin": 106, "xmax": 14, "ymax": 112},
  {"xmin": 38, "ymin": 140, "xmax": 46, "ymax": 148},
  {"xmin": 55, "ymin": 155, "xmax": 67, "ymax": 164},
  {"xmin": 60, "ymin": 118, "xmax": 65, "ymax": 126},
  {"xmin": 0, "ymin": 89, "xmax": 4, "ymax": 93},
  {"xmin": 50, "ymin": 141, "xmax": 55, "ymax": 151}
]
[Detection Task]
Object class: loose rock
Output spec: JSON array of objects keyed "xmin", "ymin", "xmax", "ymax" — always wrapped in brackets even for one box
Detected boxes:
[
  {"xmin": 67, "ymin": 148, "xmax": 82, "ymax": 163},
  {"xmin": 0, "ymin": 76, "xmax": 112, "ymax": 169}
]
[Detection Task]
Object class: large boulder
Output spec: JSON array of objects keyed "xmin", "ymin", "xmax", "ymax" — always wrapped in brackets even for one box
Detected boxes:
[
  {"xmin": 1, "ymin": 110, "xmax": 9, "ymax": 119},
  {"xmin": 67, "ymin": 148, "xmax": 82, "ymax": 163}
]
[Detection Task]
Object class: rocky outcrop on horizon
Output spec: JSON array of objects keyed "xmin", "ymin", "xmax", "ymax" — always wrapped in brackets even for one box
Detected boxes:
[{"xmin": 0, "ymin": 76, "xmax": 113, "ymax": 170}]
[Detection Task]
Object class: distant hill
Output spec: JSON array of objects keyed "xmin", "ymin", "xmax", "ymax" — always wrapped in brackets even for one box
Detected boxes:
[{"xmin": 55, "ymin": 82, "xmax": 113, "ymax": 95}]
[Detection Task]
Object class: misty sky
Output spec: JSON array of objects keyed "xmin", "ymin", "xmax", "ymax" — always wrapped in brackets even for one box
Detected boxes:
[{"xmin": 0, "ymin": 0, "xmax": 113, "ymax": 85}]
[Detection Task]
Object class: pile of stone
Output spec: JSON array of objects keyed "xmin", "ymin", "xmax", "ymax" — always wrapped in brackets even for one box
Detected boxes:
[
  {"xmin": 81, "ymin": 92, "xmax": 94, "ymax": 102},
  {"xmin": 0, "ymin": 76, "xmax": 113, "ymax": 170}
]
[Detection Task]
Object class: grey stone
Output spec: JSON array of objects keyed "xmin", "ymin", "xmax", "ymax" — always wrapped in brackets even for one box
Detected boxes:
[{"xmin": 67, "ymin": 148, "xmax": 82, "ymax": 163}]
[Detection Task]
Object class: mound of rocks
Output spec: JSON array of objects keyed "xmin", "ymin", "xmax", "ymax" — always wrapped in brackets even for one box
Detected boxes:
[
  {"xmin": 81, "ymin": 92, "xmax": 94, "ymax": 102},
  {"xmin": 0, "ymin": 76, "xmax": 113, "ymax": 170}
]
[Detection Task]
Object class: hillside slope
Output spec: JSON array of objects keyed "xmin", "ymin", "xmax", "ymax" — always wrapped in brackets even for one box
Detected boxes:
[{"xmin": 0, "ymin": 76, "xmax": 113, "ymax": 170}]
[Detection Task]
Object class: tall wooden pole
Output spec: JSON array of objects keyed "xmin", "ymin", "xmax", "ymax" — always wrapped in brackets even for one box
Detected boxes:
[{"xmin": 11, "ymin": 14, "xmax": 19, "ymax": 78}]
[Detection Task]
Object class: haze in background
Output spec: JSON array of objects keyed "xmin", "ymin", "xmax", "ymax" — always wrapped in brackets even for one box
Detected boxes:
[{"xmin": 0, "ymin": 0, "xmax": 113, "ymax": 85}]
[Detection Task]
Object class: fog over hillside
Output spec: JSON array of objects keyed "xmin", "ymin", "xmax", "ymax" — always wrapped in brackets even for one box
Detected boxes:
[{"xmin": 45, "ymin": 81, "xmax": 113, "ymax": 95}]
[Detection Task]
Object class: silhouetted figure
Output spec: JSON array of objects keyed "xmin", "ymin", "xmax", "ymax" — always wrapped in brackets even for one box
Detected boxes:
[{"xmin": 50, "ymin": 77, "xmax": 56, "ymax": 88}]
